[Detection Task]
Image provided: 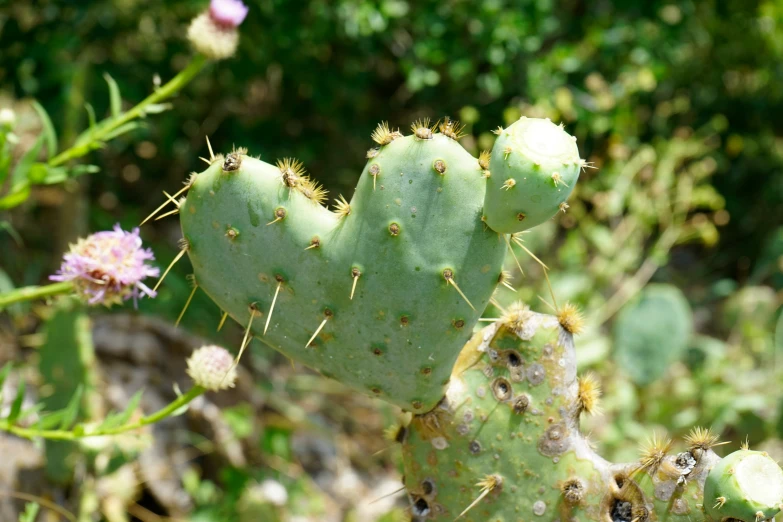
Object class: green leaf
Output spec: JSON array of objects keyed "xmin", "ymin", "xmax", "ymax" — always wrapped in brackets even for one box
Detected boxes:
[
  {"xmin": 0, "ymin": 181, "xmax": 31, "ymax": 209},
  {"xmin": 40, "ymin": 166, "xmax": 69, "ymax": 185},
  {"xmin": 31, "ymin": 100, "xmax": 57, "ymax": 158},
  {"xmin": 613, "ymin": 284, "xmax": 693, "ymax": 385},
  {"xmin": 141, "ymin": 103, "xmax": 172, "ymax": 115},
  {"xmin": 102, "ymin": 121, "xmax": 143, "ymax": 141},
  {"xmin": 98, "ymin": 389, "xmax": 144, "ymax": 430},
  {"xmin": 36, "ymin": 410, "xmax": 67, "ymax": 430},
  {"xmin": 17, "ymin": 403, "xmax": 45, "ymax": 422},
  {"xmin": 85, "ymin": 103, "xmax": 97, "ymax": 129},
  {"xmin": 18, "ymin": 502, "xmax": 40, "ymax": 522},
  {"xmin": 103, "ymin": 73, "xmax": 122, "ymax": 118},
  {"xmin": 8, "ymin": 380, "xmax": 26, "ymax": 423},
  {"xmin": 58, "ymin": 385, "xmax": 83, "ymax": 430},
  {"xmin": 69, "ymin": 164, "xmax": 100, "ymax": 177},
  {"xmin": 11, "ymin": 134, "xmax": 44, "ymax": 184}
]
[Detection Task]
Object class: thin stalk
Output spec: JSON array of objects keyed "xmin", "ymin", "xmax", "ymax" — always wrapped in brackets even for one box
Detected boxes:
[
  {"xmin": 0, "ymin": 281, "xmax": 74, "ymax": 309},
  {"xmin": 48, "ymin": 54, "xmax": 208, "ymax": 167},
  {"xmin": 0, "ymin": 385, "xmax": 204, "ymax": 441}
]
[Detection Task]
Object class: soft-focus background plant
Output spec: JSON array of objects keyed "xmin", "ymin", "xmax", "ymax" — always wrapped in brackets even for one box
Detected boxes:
[{"xmin": 1, "ymin": 0, "xmax": 783, "ymax": 520}]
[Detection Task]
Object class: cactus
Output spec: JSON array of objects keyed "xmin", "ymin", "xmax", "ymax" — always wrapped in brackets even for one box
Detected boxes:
[
  {"xmin": 155, "ymin": 116, "xmax": 783, "ymax": 520},
  {"xmin": 400, "ymin": 308, "xmax": 783, "ymax": 522},
  {"xmin": 613, "ymin": 284, "xmax": 693, "ymax": 385},
  {"xmin": 176, "ymin": 117, "xmax": 579, "ymax": 413}
]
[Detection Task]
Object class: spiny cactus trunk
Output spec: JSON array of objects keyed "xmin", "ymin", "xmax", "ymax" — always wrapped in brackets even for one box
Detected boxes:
[{"xmin": 400, "ymin": 309, "xmax": 783, "ymax": 522}]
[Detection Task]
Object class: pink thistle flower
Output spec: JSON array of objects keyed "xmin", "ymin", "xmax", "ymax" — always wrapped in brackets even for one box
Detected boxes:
[
  {"xmin": 50, "ymin": 224, "xmax": 160, "ymax": 307},
  {"xmin": 209, "ymin": 0, "xmax": 248, "ymax": 28}
]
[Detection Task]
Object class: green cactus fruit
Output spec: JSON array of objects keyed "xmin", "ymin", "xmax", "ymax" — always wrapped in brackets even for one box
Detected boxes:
[
  {"xmin": 483, "ymin": 117, "xmax": 581, "ymax": 234},
  {"xmin": 179, "ymin": 126, "xmax": 506, "ymax": 413},
  {"xmin": 704, "ymin": 449, "xmax": 783, "ymax": 522},
  {"xmin": 400, "ymin": 307, "xmax": 749, "ymax": 521},
  {"xmin": 613, "ymin": 284, "xmax": 693, "ymax": 385}
]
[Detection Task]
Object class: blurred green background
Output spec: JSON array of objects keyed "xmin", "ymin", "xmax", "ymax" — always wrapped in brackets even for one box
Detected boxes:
[{"xmin": 1, "ymin": 0, "xmax": 783, "ymax": 520}]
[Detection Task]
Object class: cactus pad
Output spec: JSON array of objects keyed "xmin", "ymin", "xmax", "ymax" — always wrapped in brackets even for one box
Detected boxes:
[
  {"xmin": 484, "ymin": 117, "xmax": 581, "ymax": 233},
  {"xmin": 704, "ymin": 449, "xmax": 783, "ymax": 522},
  {"xmin": 179, "ymin": 131, "xmax": 507, "ymax": 412},
  {"xmin": 400, "ymin": 310, "xmax": 779, "ymax": 522}
]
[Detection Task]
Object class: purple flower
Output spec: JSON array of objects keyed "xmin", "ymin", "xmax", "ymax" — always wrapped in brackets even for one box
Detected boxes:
[
  {"xmin": 50, "ymin": 224, "xmax": 160, "ymax": 307},
  {"xmin": 209, "ymin": 0, "xmax": 248, "ymax": 28}
]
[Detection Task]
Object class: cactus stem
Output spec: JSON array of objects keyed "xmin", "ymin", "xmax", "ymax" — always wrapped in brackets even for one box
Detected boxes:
[
  {"xmin": 205, "ymin": 135, "xmax": 215, "ymax": 162},
  {"xmin": 264, "ymin": 278, "xmax": 283, "ymax": 335},
  {"xmin": 217, "ymin": 311, "xmax": 229, "ymax": 331},
  {"xmin": 350, "ymin": 268, "xmax": 361, "ymax": 300},
  {"xmin": 140, "ymin": 185, "xmax": 190, "ymax": 225},
  {"xmin": 456, "ymin": 474, "xmax": 503, "ymax": 520},
  {"xmin": 306, "ymin": 309, "xmax": 333, "ymax": 348},
  {"xmin": 442, "ymin": 269, "xmax": 475, "ymax": 311},
  {"xmin": 152, "ymin": 246, "xmax": 188, "ymax": 293},
  {"xmin": 175, "ymin": 280, "xmax": 199, "ymax": 327}
]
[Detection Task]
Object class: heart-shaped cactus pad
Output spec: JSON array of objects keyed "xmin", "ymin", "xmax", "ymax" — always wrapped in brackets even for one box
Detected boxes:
[
  {"xmin": 179, "ymin": 125, "xmax": 507, "ymax": 413},
  {"xmin": 178, "ymin": 117, "xmax": 583, "ymax": 412}
]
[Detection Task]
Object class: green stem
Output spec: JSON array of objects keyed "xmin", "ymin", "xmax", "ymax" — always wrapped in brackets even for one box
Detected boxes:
[
  {"xmin": 48, "ymin": 53, "xmax": 208, "ymax": 168},
  {"xmin": 0, "ymin": 385, "xmax": 205, "ymax": 441},
  {"xmin": 0, "ymin": 281, "xmax": 74, "ymax": 309}
]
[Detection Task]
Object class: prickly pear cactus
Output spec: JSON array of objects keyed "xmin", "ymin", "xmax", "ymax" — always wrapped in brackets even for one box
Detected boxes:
[
  {"xmin": 484, "ymin": 117, "xmax": 582, "ymax": 233},
  {"xmin": 613, "ymin": 284, "xmax": 693, "ymax": 385},
  {"xmin": 398, "ymin": 307, "xmax": 783, "ymax": 522},
  {"xmin": 178, "ymin": 117, "xmax": 584, "ymax": 413}
]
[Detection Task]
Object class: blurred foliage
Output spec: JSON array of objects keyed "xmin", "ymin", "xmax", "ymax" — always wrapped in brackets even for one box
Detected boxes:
[{"xmin": 2, "ymin": 0, "xmax": 783, "ymax": 520}]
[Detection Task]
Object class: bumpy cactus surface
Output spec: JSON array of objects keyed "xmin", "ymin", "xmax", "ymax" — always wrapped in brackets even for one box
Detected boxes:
[
  {"xmin": 178, "ymin": 117, "xmax": 576, "ymax": 412},
  {"xmin": 166, "ymin": 116, "xmax": 783, "ymax": 520},
  {"xmin": 400, "ymin": 309, "xmax": 783, "ymax": 522}
]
